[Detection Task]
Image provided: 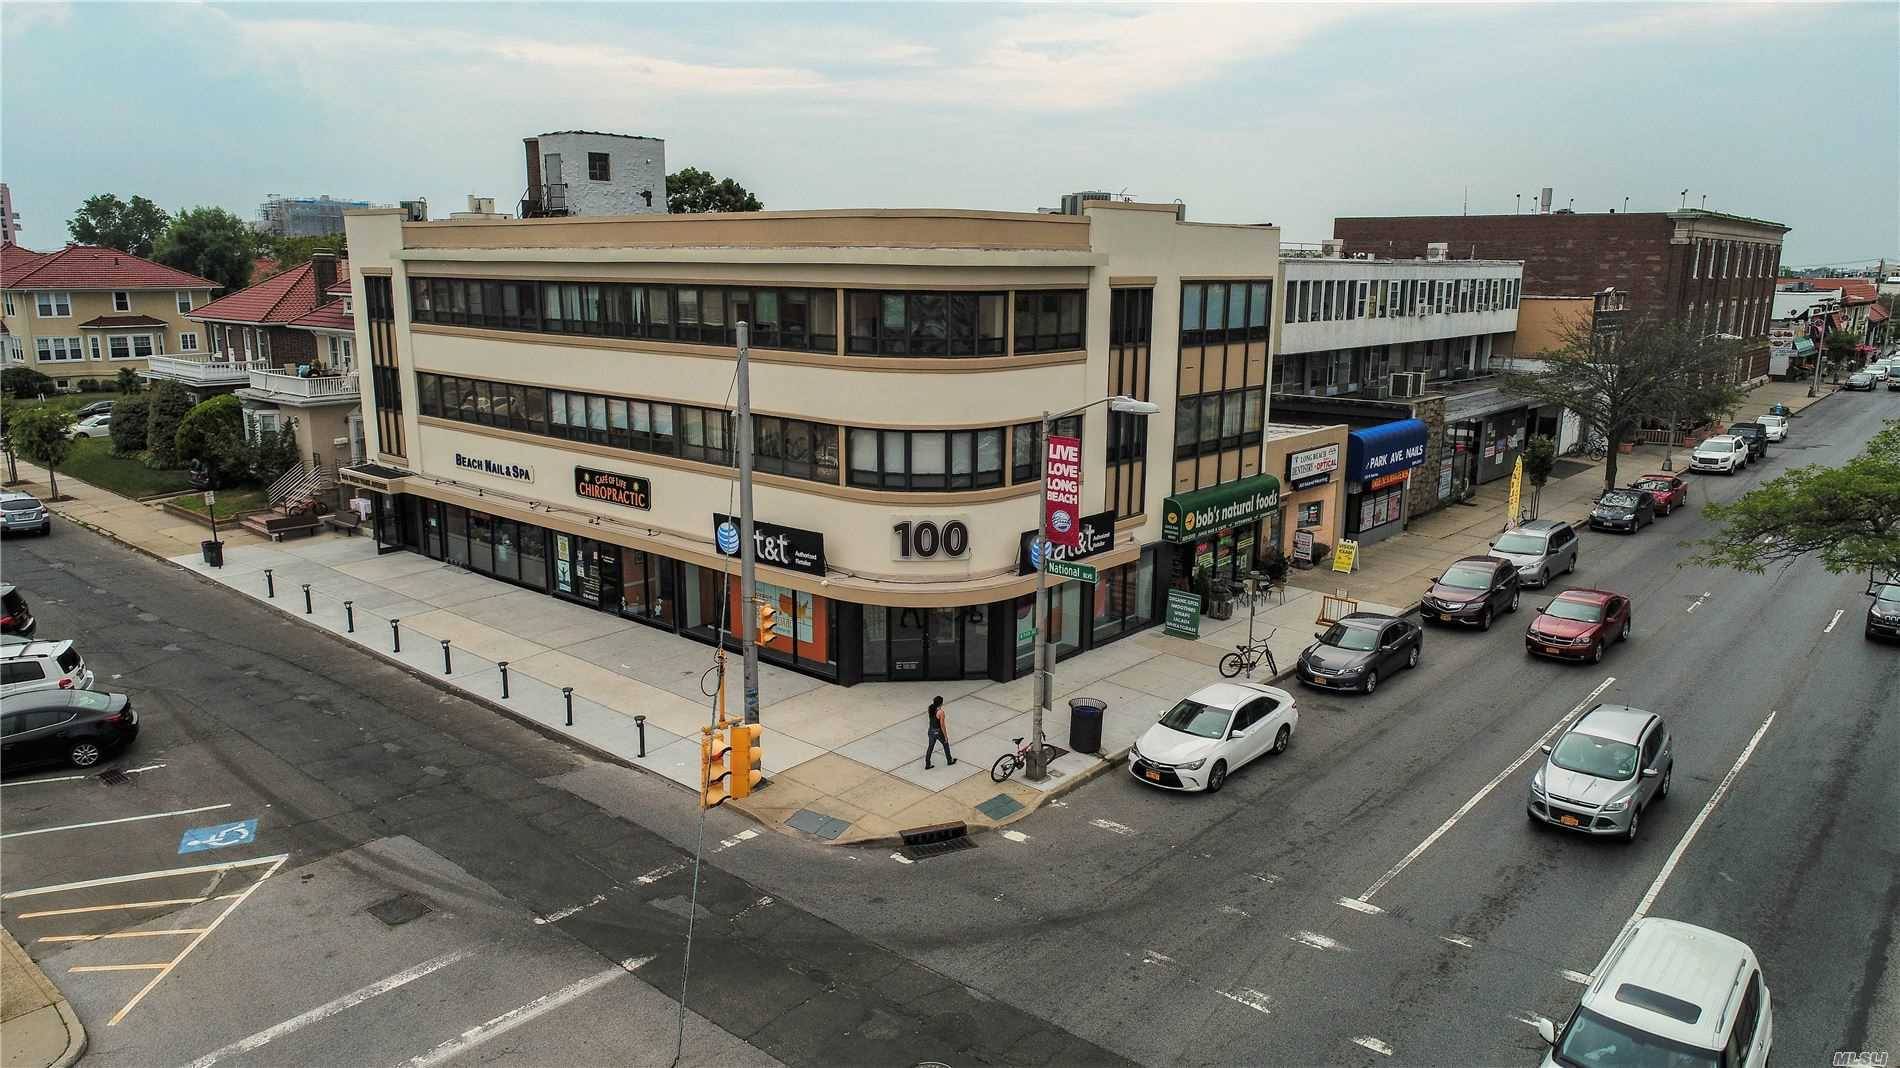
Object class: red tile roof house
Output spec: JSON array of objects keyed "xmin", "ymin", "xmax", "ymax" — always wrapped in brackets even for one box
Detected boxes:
[{"xmin": 0, "ymin": 242, "xmax": 220, "ymax": 385}]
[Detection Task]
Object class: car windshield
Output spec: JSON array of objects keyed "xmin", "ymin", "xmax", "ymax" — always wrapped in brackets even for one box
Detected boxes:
[
  {"xmin": 1598, "ymin": 492, "xmax": 1639, "ymax": 508},
  {"xmin": 1631, "ymin": 480, "xmax": 1670, "ymax": 493},
  {"xmin": 1320, "ymin": 623, "xmax": 1380, "ymax": 651},
  {"xmin": 1876, "ymin": 584, "xmax": 1900, "ymax": 607},
  {"xmin": 0, "ymin": 500, "xmax": 38, "ymax": 512},
  {"xmin": 1700, "ymin": 440, "xmax": 1733, "ymax": 453},
  {"xmin": 1493, "ymin": 532, "xmax": 1547, "ymax": 555},
  {"xmin": 1551, "ymin": 731, "xmax": 1640, "ymax": 781},
  {"xmin": 1547, "ymin": 598, "xmax": 1605, "ymax": 623},
  {"xmin": 1439, "ymin": 566, "xmax": 1493, "ymax": 590},
  {"xmin": 1554, "ymin": 1007, "xmax": 1718, "ymax": 1068},
  {"xmin": 1851, "ymin": 374, "xmax": 1872, "ymax": 383},
  {"xmin": 1760, "ymin": 416, "xmax": 1784, "ymax": 426},
  {"xmin": 1157, "ymin": 698, "xmax": 1232, "ymax": 740},
  {"xmin": 69, "ymin": 691, "xmax": 114, "ymax": 712}
]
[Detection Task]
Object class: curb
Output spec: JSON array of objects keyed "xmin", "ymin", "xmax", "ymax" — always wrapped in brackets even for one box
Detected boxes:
[{"xmin": 3, "ymin": 928, "xmax": 88, "ymax": 1068}]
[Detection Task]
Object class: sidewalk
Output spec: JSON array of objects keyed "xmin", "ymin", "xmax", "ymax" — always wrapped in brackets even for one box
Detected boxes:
[{"xmin": 2, "ymin": 927, "xmax": 86, "ymax": 1068}]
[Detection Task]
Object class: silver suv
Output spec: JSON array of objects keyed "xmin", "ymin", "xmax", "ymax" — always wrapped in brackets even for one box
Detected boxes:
[
  {"xmin": 1488, "ymin": 519, "xmax": 1578, "ymax": 588},
  {"xmin": 1529, "ymin": 704, "xmax": 1672, "ymax": 841}
]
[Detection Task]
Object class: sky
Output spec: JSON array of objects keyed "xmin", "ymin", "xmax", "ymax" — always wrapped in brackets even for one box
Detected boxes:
[{"xmin": 3, "ymin": 2, "xmax": 1896, "ymax": 269}]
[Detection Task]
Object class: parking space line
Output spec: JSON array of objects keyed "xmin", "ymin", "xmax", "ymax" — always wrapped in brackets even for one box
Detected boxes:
[
  {"xmin": 4, "ymin": 853, "xmax": 286, "ymax": 900},
  {"xmin": 397, "ymin": 964, "xmax": 629, "ymax": 1068},
  {"xmin": 1, "ymin": 803, "xmax": 232, "ymax": 840},
  {"xmin": 1352, "ymin": 1036, "xmax": 1395, "ymax": 1056},
  {"xmin": 107, "ymin": 854, "xmax": 289, "ymax": 1025},
  {"xmin": 71, "ymin": 963, "xmax": 170, "ymax": 973},
  {"xmin": 1, "ymin": 763, "xmax": 167, "ymax": 790},
  {"xmin": 1824, "ymin": 609, "xmax": 1844, "ymax": 633},
  {"xmin": 183, "ymin": 948, "xmax": 474, "ymax": 1068},
  {"xmin": 17, "ymin": 898, "xmax": 209, "ymax": 919},
  {"xmin": 39, "ymin": 929, "xmax": 207, "ymax": 943},
  {"xmin": 1358, "ymin": 676, "xmax": 1615, "ymax": 901}
]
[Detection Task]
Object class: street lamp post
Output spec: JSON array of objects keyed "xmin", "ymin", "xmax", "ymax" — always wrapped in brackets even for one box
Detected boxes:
[{"xmin": 1026, "ymin": 394, "xmax": 1160, "ymax": 781}]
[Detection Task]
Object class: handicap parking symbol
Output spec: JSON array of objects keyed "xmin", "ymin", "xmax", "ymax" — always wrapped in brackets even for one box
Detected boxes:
[{"xmin": 178, "ymin": 818, "xmax": 259, "ymax": 855}]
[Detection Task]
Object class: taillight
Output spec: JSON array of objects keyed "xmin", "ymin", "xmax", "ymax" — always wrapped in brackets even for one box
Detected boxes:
[
  {"xmin": 0, "ymin": 614, "xmax": 14, "ymax": 627},
  {"xmin": 58, "ymin": 677, "xmax": 75, "ymax": 689},
  {"xmin": 104, "ymin": 711, "xmax": 126, "ymax": 725}
]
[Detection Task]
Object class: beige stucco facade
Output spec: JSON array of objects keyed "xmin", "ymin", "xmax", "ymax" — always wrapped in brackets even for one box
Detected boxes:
[
  {"xmin": 1262, "ymin": 423, "xmax": 1350, "ymax": 559},
  {"xmin": 1514, "ymin": 296, "xmax": 1595, "ymax": 357},
  {"xmin": 3, "ymin": 285, "xmax": 216, "ymax": 383}
]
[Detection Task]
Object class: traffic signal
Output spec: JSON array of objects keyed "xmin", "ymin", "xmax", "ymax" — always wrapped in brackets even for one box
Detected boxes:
[
  {"xmin": 755, "ymin": 597, "xmax": 777, "ymax": 642},
  {"xmin": 728, "ymin": 721, "xmax": 764, "ymax": 799},
  {"xmin": 700, "ymin": 724, "xmax": 733, "ymax": 808}
]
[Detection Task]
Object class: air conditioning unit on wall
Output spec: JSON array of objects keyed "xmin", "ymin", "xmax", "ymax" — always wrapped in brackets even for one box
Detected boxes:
[{"xmin": 1388, "ymin": 371, "xmax": 1425, "ymax": 398}]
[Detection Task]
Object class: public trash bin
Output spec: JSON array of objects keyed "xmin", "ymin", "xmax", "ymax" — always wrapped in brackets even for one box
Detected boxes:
[
  {"xmin": 201, "ymin": 539, "xmax": 224, "ymax": 568},
  {"xmin": 1068, "ymin": 697, "xmax": 1106, "ymax": 755}
]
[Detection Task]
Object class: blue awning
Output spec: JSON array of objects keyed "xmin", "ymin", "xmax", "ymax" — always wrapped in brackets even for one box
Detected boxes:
[{"xmin": 1347, "ymin": 419, "xmax": 1430, "ymax": 482}]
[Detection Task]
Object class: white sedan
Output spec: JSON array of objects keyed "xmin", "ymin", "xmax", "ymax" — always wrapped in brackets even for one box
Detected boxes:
[
  {"xmin": 69, "ymin": 413, "xmax": 111, "ymax": 439},
  {"xmin": 1758, "ymin": 414, "xmax": 1788, "ymax": 442},
  {"xmin": 1130, "ymin": 681, "xmax": 1298, "ymax": 793}
]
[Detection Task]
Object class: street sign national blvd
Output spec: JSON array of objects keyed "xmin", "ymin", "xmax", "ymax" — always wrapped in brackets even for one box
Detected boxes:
[{"xmin": 1044, "ymin": 558, "xmax": 1098, "ymax": 583}]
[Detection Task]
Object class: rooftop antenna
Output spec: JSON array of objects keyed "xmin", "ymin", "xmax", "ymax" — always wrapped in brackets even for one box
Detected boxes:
[
  {"xmin": 1700, "ymin": 194, "xmax": 1708, "ymax": 210},
  {"xmin": 1680, "ymin": 189, "xmax": 1689, "ymax": 209},
  {"xmin": 1568, "ymin": 197, "xmax": 1575, "ymax": 210},
  {"xmin": 1516, "ymin": 193, "xmax": 1522, "ymax": 215},
  {"xmin": 1463, "ymin": 185, "xmax": 1468, "ymax": 216},
  {"xmin": 1623, "ymin": 196, "xmax": 1630, "ymax": 213}
]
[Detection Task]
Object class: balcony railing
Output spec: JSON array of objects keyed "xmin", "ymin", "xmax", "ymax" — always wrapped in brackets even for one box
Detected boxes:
[
  {"xmin": 247, "ymin": 368, "xmax": 359, "ymax": 400},
  {"xmin": 143, "ymin": 353, "xmax": 270, "ymax": 385}
]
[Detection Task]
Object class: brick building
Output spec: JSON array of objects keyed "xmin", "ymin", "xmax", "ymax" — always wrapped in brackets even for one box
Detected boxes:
[{"xmin": 1333, "ymin": 209, "xmax": 1789, "ymax": 378}]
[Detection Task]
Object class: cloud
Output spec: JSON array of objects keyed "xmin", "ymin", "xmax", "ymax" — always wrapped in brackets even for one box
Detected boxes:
[
  {"xmin": 1581, "ymin": 0, "xmax": 1790, "ymax": 40},
  {"xmin": 3, "ymin": 1, "xmax": 73, "ymax": 34}
]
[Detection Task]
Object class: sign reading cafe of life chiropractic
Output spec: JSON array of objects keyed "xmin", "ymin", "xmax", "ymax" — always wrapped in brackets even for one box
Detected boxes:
[{"xmin": 1043, "ymin": 434, "xmax": 1083, "ymax": 550}]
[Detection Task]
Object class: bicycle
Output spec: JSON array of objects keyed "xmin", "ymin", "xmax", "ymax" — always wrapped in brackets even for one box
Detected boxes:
[
  {"xmin": 991, "ymin": 735, "xmax": 1061, "ymax": 783},
  {"xmin": 1219, "ymin": 633, "xmax": 1279, "ymax": 679}
]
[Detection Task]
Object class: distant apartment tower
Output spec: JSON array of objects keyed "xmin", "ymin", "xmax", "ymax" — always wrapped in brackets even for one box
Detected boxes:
[
  {"xmin": 257, "ymin": 194, "xmax": 375, "ymax": 238},
  {"xmin": 1, "ymin": 183, "xmax": 18, "ymax": 244},
  {"xmin": 520, "ymin": 131, "xmax": 667, "ymax": 218}
]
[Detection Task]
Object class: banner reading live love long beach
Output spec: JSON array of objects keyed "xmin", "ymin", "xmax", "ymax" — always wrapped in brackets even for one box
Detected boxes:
[{"xmin": 1043, "ymin": 434, "xmax": 1083, "ymax": 549}]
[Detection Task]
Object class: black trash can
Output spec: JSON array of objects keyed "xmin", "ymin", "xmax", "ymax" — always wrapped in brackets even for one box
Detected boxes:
[
  {"xmin": 1068, "ymin": 697, "xmax": 1106, "ymax": 755},
  {"xmin": 201, "ymin": 539, "xmax": 224, "ymax": 568}
]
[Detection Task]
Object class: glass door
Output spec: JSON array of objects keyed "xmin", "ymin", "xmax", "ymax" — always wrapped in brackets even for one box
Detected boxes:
[
  {"xmin": 926, "ymin": 608, "xmax": 960, "ymax": 678},
  {"xmin": 890, "ymin": 606, "xmax": 927, "ymax": 680}
]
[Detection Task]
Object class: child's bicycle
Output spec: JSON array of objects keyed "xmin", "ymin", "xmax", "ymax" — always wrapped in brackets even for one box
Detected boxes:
[
  {"xmin": 1218, "ymin": 633, "xmax": 1279, "ymax": 679},
  {"xmin": 991, "ymin": 735, "xmax": 1062, "ymax": 782}
]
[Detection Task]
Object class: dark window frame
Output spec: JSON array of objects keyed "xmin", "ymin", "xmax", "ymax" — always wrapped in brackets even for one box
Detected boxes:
[
  {"xmin": 587, "ymin": 152, "xmax": 610, "ymax": 182},
  {"xmin": 407, "ymin": 277, "xmax": 838, "ymax": 354},
  {"xmin": 847, "ymin": 425, "xmax": 1005, "ymax": 492}
]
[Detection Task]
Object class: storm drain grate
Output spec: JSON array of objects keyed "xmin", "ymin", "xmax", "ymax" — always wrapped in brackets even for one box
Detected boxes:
[
  {"xmin": 368, "ymin": 893, "xmax": 432, "ymax": 927},
  {"xmin": 97, "ymin": 768, "xmax": 131, "ymax": 786},
  {"xmin": 902, "ymin": 837, "xmax": 976, "ymax": 861}
]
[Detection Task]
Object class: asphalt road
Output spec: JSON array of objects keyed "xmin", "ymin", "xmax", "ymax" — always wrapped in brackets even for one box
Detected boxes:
[{"xmin": 2, "ymin": 389, "xmax": 1892, "ymax": 1068}]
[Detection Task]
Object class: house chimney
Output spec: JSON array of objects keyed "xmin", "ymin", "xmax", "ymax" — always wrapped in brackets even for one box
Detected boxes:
[{"xmin": 310, "ymin": 250, "xmax": 337, "ymax": 300}]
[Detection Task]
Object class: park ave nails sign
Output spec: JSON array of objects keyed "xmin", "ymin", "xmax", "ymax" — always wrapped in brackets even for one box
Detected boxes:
[{"xmin": 1043, "ymin": 434, "xmax": 1083, "ymax": 549}]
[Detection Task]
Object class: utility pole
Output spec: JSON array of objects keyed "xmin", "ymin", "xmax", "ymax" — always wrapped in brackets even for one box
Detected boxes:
[
  {"xmin": 1028, "ymin": 409, "xmax": 1053, "ymax": 781},
  {"xmin": 736, "ymin": 321, "xmax": 761, "ymax": 724}
]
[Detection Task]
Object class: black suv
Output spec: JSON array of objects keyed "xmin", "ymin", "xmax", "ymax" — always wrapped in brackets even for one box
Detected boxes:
[{"xmin": 1727, "ymin": 422, "xmax": 1769, "ymax": 460}]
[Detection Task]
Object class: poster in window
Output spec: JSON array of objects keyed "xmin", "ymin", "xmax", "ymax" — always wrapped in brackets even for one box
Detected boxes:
[
  {"xmin": 554, "ymin": 533, "xmax": 573, "ymax": 594},
  {"xmin": 1360, "ymin": 497, "xmax": 1376, "ymax": 530}
]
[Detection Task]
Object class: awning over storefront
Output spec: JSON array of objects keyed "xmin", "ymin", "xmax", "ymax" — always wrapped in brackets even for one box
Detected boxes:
[
  {"xmin": 1346, "ymin": 419, "xmax": 1429, "ymax": 482},
  {"xmin": 1162, "ymin": 474, "xmax": 1280, "ymax": 543},
  {"xmin": 338, "ymin": 462, "xmax": 412, "ymax": 492},
  {"xmin": 1793, "ymin": 338, "xmax": 1816, "ymax": 356}
]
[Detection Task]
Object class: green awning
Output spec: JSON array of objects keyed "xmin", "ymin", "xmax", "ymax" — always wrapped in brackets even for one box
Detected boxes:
[
  {"xmin": 1162, "ymin": 474, "xmax": 1280, "ymax": 543},
  {"xmin": 1793, "ymin": 338, "xmax": 1815, "ymax": 355}
]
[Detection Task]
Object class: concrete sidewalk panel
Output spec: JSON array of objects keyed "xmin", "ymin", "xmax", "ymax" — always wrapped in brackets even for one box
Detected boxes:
[
  {"xmin": 381, "ymin": 567, "xmax": 512, "ymax": 608},
  {"xmin": 835, "ymin": 718, "xmax": 931, "ymax": 772},
  {"xmin": 333, "ymin": 552, "xmax": 449, "ymax": 583},
  {"xmin": 401, "ymin": 608, "xmax": 553, "ymax": 665}
]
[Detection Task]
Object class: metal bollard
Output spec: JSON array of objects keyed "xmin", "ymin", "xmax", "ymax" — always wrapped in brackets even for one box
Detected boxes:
[
  {"xmin": 391, "ymin": 618, "xmax": 401, "ymax": 654},
  {"xmin": 302, "ymin": 583, "xmax": 313, "ymax": 614},
  {"xmin": 563, "ymin": 686, "xmax": 574, "ymax": 727},
  {"xmin": 498, "ymin": 661, "xmax": 510, "ymax": 699},
  {"xmin": 635, "ymin": 714, "xmax": 647, "ymax": 757},
  {"xmin": 264, "ymin": 568, "xmax": 275, "ymax": 598},
  {"xmin": 344, "ymin": 600, "xmax": 355, "ymax": 633},
  {"xmin": 441, "ymin": 639, "xmax": 452, "ymax": 675}
]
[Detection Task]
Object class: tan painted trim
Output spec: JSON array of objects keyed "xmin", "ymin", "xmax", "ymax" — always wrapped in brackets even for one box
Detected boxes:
[
  {"xmin": 399, "ymin": 208, "xmax": 1092, "ymax": 252},
  {"xmin": 1115, "ymin": 514, "xmax": 1147, "ymax": 531},
  {"xmin": 359, "ymin": 267, "xmax": 393, "ymax": 277},
  {"xmin": 407, "ymin": 270, "xmax": 1038, "ymax": 292},
  {"xmin": 410, "ymin": 323, "xmax": 1085, "ymax": 373},
  {"xmin": 377, "ymin": 450, "xmax": 407, "ymax": 464},
  {"xmin": 1109, "ymin": 276, "xmax": 1158, "ymax": 287},
  {"xmin": 768, "ymin": 476, "xmax": 1034, "ymax": 506},
  {"xmin": 1182, "ymin": 275, "xmax": 1278, "ymax": 283}
]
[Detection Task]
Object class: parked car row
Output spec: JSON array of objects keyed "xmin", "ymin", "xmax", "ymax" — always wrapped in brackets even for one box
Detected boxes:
[{"xmin": 0, "ymin": 583, "xmax": 143, "ymax": 771}]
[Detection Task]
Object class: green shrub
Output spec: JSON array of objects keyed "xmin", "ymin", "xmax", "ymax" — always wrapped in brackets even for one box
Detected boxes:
[
  {"xmin": 110, "ymin": 395, "xmax": 151, "ymax": 454},
  {"xmin": 174, "ymin": 394, "xmax": 247, "ymax": 487},
  {"xmin": 75, "ymin": 378, "xmax": 99, "ymax": 392},
  {"xmin": 116, "ymin": 368, "xmax": 143, "ymax": 394},
  {"xmin": 145, "ymin": 382, "xmax": 195, "ymax": 468},
  {"xmin": 2, "ymin": 366, "xmax": 55, "ymax": 398}
]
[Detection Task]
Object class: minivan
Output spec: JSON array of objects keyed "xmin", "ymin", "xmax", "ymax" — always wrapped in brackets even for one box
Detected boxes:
[{"xmin": 1488, "ymin": 519, "xmax": 1579, "ymax": 588}]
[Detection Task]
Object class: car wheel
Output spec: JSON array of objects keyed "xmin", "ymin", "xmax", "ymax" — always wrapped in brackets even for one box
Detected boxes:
[
  {"xmin": 1406, "ymin": 645, "xmax": 1419, "ymax": 669},
  {"xmin": 1621, "ymin": 617, "xmax": 1632, "ymax": 642},
  {"xmin": 1205, "ymin": 760, "xmax": 1228, "ymax": 794},
  {"xmin": 1363, "ymin": 669, "xmax": 1379, "ymax": 695},
  {"xmin": 1479, "ymin": 607, "xmax": 1493, "ymax": 631},
  {"xmin": 1659, "ymin": 765, "xmax": 1671, "ymax": 799},
  {"xmin": 1509, "ymin": 590, "xmax": 1521, "ymax": 613},
  {"xmin": 1590, "ymin": 641, "xmax": 1604, "ymax": 664},
  {"xmin": 1566, "ymin": 555, "xmax": 1576, "ymax": 575},
  {"xmin": 1272, "ymin": 725, "xmax": 1291, "ymax": 755},
  {"xmin": 1624, "ymin": 806, "xmax": 1640, "ymax": 843},
  {"xmin": 68, "ymin": 741, "xmax": 103, "ymax": 768}
]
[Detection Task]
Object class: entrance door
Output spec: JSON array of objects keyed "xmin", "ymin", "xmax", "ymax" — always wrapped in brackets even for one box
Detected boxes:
[
  {"xmin": 926, "ymin": 608, "xmax": 961, "ymax": 678},
  {"xmin": 890, "ymin": 607, "xmax": 927, "ymax": 680},
  {"xmin": 591, "ymin": 541, "xmax": 622, "ymax": 613}
]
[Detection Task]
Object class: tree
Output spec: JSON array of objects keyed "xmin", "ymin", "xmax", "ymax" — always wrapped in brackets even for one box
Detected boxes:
[
  {"xmin": 109, "ymin": 395, "xmax": 151, "ymax": 454},
  {"xmin": 2, "ymin": 366, "xmax": 55, "ymax": 399},
  {"xmin": 1693, "ymin": 420, "xmax": 1900, "ymax": 580},
  {"xmin": 115, "ymin": 368, "xmax": 143, "ymax": 394},
  {"xmin": 666, "ymin": 168, "xmax": 762, "ymax": 214},
  {"xmin": 245, "ymin": 418, "xmax": 300, "ymax": 483},
  {"xmin": 154, "ymin": 207, "xmax": 254, "ymax": 294},
  {"xmin": 67, "ymin": 194, "xmax": 171, "ymax": 258},
  {"xmin": 5, "ymin": 405, "xmax": 74, "ymax": 499},
  {"xmin": 174, "ymin": 395, "xmax": 248, "ymax": 488},
  {"xmin": 262, "ymin": 233, "xmax": 346, "ymax": 271},
  {"xmin": 1500, "ymin": 315, "xmax": 1746, "ymax": 490},
  {"xmin": 144, "ymin": 382, "xmax": 196, "ymax": 468},
  {"xmin": 1825, "ymin": 328, "xmax": 1861, "ymax": 371},
  {"xmin": 1522, "ymin": 434, "xmax": 1557, "ymax": 516}
]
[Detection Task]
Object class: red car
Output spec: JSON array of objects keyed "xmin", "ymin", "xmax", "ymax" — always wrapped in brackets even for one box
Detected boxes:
[
  {"xmin": 1627, "ymin": 473, "xmax": 1688, "ymax": 515},
  {"xmin": 1525, "ymin": 589, "xmax": 1632, "ymax": 664}
]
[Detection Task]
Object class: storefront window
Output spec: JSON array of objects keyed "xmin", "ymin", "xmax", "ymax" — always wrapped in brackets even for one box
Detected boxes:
[
  {"xmin": 1298, "ymin": 501, "xmax": 1324, "ymax": 527},
  {"xmin": 518, "ymin": 525, "xmax": 547, "ymax": 590},
  {"xmin": 446, "ymin": 505, "xmax": 470, "ymax": 567},
  {"xmin": 492, "ymin": 520, "xmax": 518, "ymax": 584},
  {"xmin": 963, "ymin": 606, "xmax": 988, "ymax": 677}
]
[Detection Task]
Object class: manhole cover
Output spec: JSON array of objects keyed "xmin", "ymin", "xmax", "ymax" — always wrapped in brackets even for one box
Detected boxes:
[{"xmin": 368, "ymin": 893, "xmax": 432, "ymax": 926}]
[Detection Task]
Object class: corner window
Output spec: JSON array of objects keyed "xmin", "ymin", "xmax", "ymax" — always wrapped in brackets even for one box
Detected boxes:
[{"xmin": 588, "ymin": 152, "xmax": 610, "ymax": 182}]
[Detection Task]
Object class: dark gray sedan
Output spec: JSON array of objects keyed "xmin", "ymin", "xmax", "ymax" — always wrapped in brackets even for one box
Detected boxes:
[
  {"xmin": 1588, "ymin": 489, "xmax": 1656, "ymax": 534},
  {"xmin": 1295, "ymin": 612, "xmax": 1422, "ymax": 695}
]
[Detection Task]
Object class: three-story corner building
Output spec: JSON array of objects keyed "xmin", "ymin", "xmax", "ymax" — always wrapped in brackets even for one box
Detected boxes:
[
  {"xmin": 339, "ymin": 201, "xmax": 1280, "ymax": 686},
  {"xmin": 0, "ymin": 242, "xmax": 218, "ymax": 382}
]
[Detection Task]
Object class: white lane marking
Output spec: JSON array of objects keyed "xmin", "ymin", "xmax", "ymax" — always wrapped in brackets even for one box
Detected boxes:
[
  {"xmin": 1598, "ymin": 710, "xmax": 1779, "ymax": 971},
  {"xmin": 0, "ymin": 802, "xmax": 232, "ymax": 840},
  {"xmin": 1560, "ymin": 968, "xmax": 1593, "ymax": 985},
  {"xmin": 1214, "ymin": 987, "xmax": 1273, "ymax": 1014},
  {"xmin": 889, "ymin": 852, "xmax": 914, "ymax": 865},
  {"xmin": 732, "ymin": 896, "xmax": 773, "ymax": 922},
  {"xmin": 2, "ymin": 763, "xmax": 167, "ymax": 789},
  {"xmin": 1245, "ymin": 872, "xmax": 1281, "ymax": 885},
  {"xmin": 109, "ymin": 854, "xmax": 288, "ymax": 1026},
  {"xmin": 1289, "ymin": 931, "xmax": 1349, "ymax": 952},
  {"xmin": 184, "ymin": 949, "xmax": 473, "ymax": 1068},
  {"xmin": 713, "ymin": 829, "xmax": 759, "ymax": 852},
  {"xmin": 1687, "ymin": 592, "xmax": 1710, "ymax": 613},
  {"xmin": 1218, "ymin": 904, "xmax": 1250, "ymax": 918},
  {"xmin": 1352, "ymin": 1036, "xmax": 1395, "ymax": 1057},
  {"xmin": 1440, "ymin": 934, "xmax": 1475, "ymax": 949},
  {"xmin": 635, "ymin": 861, "xmax": 687, "ymax": 885},
  {"xmin": 1337, "ymin": 897, "xmax": 1384, "ymax": 915},
  {"xmin": 998, "ymin": 829, "xmax": 1031, "ymax": 843},
  {"xmin": 1141, "ymin": 949, "xmax": 1175, "ymax": 966},
  {"xmin": 1509, "ymin": 1009, "xmax": 1553, "ymax": 1030},
  {"xmin": 1046, "ymin": 799, "xmax": 1069, "ymax": 808},
  {"xmin": 534, "ymin": 893, "xmax": 607, "ymax": 925},
  {"xmin": 1089, "ymin": 818, "xmax": 1138, "ymax": 837},
  {"xmin": 1824, "ymin": 609, "xmax": 1844, "ymax": 633},
  {"xmin": 396, "ymin": 965, "xmax": 627, "ymax": 1068},
  {"xmin": 620, "ymin": 955, "xmax": 655, "ymax": 971},
  {"xmin": 1359, "ymin": 676, "xmax": 1616, "ymax": 901}
]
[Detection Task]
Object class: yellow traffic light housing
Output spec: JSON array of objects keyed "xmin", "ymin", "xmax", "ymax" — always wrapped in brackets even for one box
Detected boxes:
[
  {"xmin": 755, "ymin": 598, "xmax": 777, "ymax": 642},
  {"xmin": 728, "ymin": 722, "xmax": 764, "ymax": 799},
  {"xmin": 700, "ymin": 723, "xmax": 733, "ymax": 808}
]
